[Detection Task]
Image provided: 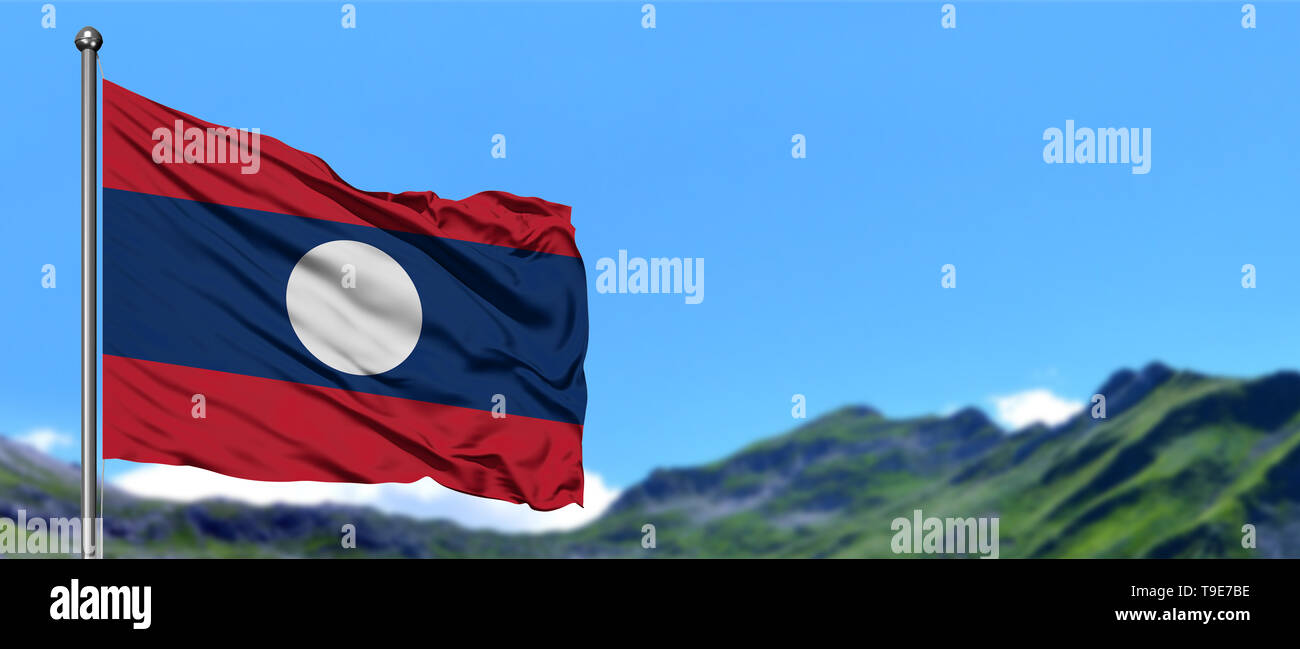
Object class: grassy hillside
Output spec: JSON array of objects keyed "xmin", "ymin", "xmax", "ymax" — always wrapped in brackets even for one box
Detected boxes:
[
  {"xmin": 549, "ymin": 363, "xmax": 1300, "ymax": 558},
  {"xmin": 3, "ymin": 362, "xmax": 1298, "ymax": 558}
]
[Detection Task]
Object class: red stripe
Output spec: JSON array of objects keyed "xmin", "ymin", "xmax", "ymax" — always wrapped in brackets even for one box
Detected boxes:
[
  {"xmin": 103, "ymin": 355, "xmax": 584, "ymax": 511},
  {"xmin": 102, "ymin": 80, "xmax": 579, "ymax": 258}
]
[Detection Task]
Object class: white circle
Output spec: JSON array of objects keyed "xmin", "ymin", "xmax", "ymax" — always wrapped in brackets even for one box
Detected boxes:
[{"xmin": 286, "ymin": 240, "xmax": 422, "ymax": 376}]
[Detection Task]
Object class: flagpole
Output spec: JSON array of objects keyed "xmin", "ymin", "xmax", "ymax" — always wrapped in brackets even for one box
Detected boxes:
[{"xmin": 75, "ymin": 26, "xmax": 102, "ymax": 560}]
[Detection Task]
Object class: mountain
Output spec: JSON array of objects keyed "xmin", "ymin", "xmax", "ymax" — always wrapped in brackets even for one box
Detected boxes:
[{"xmin": 4, "ymin": 362, "xmax": 1300, "ymax": 558}]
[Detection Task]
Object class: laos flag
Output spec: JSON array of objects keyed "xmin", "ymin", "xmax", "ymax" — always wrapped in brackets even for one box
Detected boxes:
[{"xmin": 101, "ymin": 81, "xmax": 588, "ymax": 510}]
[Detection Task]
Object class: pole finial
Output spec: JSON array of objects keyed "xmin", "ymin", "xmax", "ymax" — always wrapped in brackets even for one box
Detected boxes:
[{"xmin": 74, "ymin": 26, "xmax": 102, "ymax": 52}]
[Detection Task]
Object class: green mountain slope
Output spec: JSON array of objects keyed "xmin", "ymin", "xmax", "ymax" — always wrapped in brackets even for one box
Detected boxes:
[
  {"xmin": 556, "ymin": 363, "xmax": 1300, "ymax": 558},
  {"xmin": 3, "ymin": 362, "xmax": 1298, "ymax": 558}
]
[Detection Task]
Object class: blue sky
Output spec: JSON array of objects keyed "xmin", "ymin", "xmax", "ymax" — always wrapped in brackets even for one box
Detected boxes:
[{"xmin": 2, "ymin": 1, "xmax": 1298, "ymax": 530}]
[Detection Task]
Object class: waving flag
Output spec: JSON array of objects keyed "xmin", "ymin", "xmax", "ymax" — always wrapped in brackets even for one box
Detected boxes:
[{"xmin": 101, "ymin": 80, "xmax": 588, "ymax": 510}]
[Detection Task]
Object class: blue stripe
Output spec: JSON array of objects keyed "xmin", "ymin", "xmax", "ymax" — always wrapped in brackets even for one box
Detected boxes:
[{"xmin": 104, "ymin": 188, "xmax": 588, "ymax": 425}]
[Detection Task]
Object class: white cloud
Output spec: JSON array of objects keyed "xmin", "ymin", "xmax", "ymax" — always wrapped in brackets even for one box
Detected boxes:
[
  {"xmin": 990, "ymin": 389, "xmax": 1083, "ymax": 430},
  {"xmin": 109, "ymin": 463, "xmax": 620, "ymax": 533},
  {"xmin": 16, "ymin": 428, "xmax": 73, "ymax": 453}
]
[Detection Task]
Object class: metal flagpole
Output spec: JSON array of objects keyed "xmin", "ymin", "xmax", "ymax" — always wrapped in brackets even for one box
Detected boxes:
[{"xmin": 75, "ymin": 26, "xmax": 102, "ymax": 560}]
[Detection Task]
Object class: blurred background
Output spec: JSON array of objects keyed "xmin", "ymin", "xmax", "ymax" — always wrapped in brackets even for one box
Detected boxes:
[{"xmin": 1, "ymin": 1, "xmax": 1297, "ymax": 557}]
